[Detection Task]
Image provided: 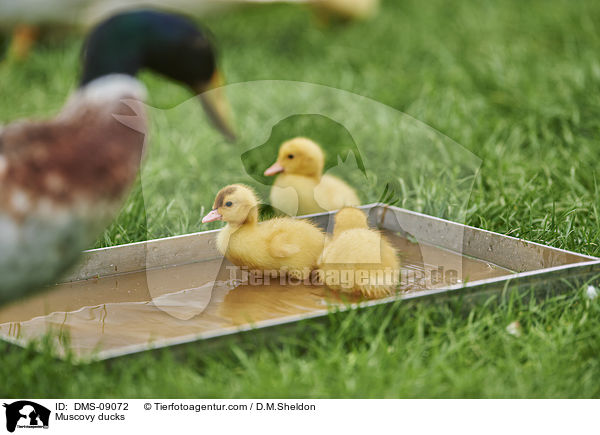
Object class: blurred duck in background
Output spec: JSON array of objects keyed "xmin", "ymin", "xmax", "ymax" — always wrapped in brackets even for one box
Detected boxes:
[
  {"xmin": 0, "ymin": 0, "xmax": 378, "ymax": 60},
  {"xmin": 0, "ymin": 10, "xmax": 235, "ymax": 305}
]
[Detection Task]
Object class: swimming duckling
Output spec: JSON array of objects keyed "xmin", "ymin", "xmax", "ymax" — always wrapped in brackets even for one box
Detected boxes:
[
  {"xmin": 264, "ymin": 137, "xmax": 360, "ymax": 216},
  {"xmin": 317, "ymin": 207, "xmax": 400, "ymax": 298},
  {"xmin": 202, "ymin": 184, "xmax": 325, "ymax": 280}
]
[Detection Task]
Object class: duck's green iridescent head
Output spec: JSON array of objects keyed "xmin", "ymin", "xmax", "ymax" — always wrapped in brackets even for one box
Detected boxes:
[{"xmin": 81, "ymin": 10, "xmax": 235, "ymax": 140}]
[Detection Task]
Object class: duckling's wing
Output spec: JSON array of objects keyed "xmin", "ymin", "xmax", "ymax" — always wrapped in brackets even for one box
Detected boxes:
[{"xmin": 268, "ymin": 231, "xmax": 301, "ymax": 258}]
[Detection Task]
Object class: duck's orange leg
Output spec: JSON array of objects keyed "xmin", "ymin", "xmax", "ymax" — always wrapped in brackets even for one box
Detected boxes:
[{"xmin": 7, "ymin": 25, "xmax": 39, "ymax": 61}]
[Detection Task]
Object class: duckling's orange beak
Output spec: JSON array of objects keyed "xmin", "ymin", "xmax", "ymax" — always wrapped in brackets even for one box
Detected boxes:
[
  {"xmin": 202, "ymin": 209, "xmax": 223, "ymax": 223},
  {"xmin": 264, "ymin": 162, "xmax": 284, "ymax": 176}
]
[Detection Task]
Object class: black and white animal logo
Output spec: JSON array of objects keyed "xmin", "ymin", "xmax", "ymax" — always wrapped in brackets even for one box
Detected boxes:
[{"xmin": 3, "ymin": 401, "xmax": 50, "ymax": 433}]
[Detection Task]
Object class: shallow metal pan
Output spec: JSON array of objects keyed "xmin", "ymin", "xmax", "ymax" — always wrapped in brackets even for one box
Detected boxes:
[{"xmin": 1, "ymin": 204, "xmax": 598, "ymax": 361}]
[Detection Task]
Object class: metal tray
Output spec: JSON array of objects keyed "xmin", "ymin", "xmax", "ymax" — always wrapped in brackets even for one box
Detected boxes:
[{"xmin": 1, "ymin": 204, "xmax": 598, "ymax": 361}]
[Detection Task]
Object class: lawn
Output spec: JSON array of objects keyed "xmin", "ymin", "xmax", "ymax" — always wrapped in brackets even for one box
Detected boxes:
[{"xmin": 1, "ymin": 0, "xmax": 600, "ymax": 398}]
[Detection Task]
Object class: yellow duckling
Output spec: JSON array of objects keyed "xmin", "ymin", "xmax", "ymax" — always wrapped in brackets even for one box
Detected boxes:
[
  {"xmin": 317, "ymin": 207, "xmax": 400, "ymax": 298},
  {"xmin": 202, "ymin": 184, "xmax": 325, "ymax": 280},
  {"xmin": 264, "ymin": 137, "xmax": 360, "ymax": 216}
]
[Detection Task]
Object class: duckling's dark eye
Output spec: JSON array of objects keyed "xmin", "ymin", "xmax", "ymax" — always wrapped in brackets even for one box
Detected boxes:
[
  {"xmin": 225, "ymin": 201, "xmax": 233, "ymax": 207},
  {"xmin": 287, "ymin": 154, "xmax": 294, "ymax": 159}
]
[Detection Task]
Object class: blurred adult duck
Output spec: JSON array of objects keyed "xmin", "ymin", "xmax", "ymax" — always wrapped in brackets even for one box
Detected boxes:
[
  {"xmin": 0, "ymin": 10, "xmax": 235, "ymax": 304},
  {"xmin": 1, "ymin": 0, "xmax": 378, "ymax": 60}
]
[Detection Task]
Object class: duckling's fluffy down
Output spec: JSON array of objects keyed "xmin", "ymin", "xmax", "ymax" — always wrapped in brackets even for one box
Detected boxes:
[
  {"xmin": 271, "ymin": 173, "xmax": 360, "ymax": 216},
  {"xmin": 317, "ymin": 209, "xmax": 400, "ymax": 298},
  {"xmin": 218, "ymin": 217, "xmax": 325, "ymax": 280},
  {"xmin": 265, "ymin": 137, "xmax": 360, "ymax": 216},
  {"xmin": 207, "ymin": 184, "xmax": 326, "ymax": 280}
]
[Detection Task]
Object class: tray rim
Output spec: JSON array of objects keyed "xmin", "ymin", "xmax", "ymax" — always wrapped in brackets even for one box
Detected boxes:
[
  {"xmin": 4, "ymin": 257, "xmax": 598, "ymax": 362},
  {"xmin": 57, "ymin": 203, "xmax": 598, "ymax": 283},
  {"xmin": 82, "ymin": 203, "xmax": 600, "ymax": 261},
  {"xmin": 2, "ymin": 203, "xmax": 599, "ymax": 361}
]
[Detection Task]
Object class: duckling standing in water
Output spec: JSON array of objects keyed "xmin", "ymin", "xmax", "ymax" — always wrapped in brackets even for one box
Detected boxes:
[
  {"xmin": 317, "ymin": 207, "xmax": 400, "ymax": 298},
  {"xmin": 264, "ymin": 137, "xmax": 360, "ymax": 216},
  {"xmin": 202, "ymin": 184, "xmax": 325, "ymax": 280}
]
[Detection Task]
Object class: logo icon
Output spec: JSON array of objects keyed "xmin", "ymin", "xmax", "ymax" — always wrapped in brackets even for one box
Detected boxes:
[{"xmin": 3, "ymin": 401, "xmax": 50, "ymax": 433}]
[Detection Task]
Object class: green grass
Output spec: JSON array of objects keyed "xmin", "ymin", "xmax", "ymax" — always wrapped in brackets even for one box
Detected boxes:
[
  {"xmin": 2, "ymin": 290, "xmax": 600, "ymax": 398},
  {"xmin": 1, "ymin": 0, "xmax": 600, "ymax": 397}
]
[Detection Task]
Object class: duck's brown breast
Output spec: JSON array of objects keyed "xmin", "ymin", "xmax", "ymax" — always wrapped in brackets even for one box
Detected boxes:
[{"xmin": 0, "ymin": 98, "xmax": 146, "ymax": 214}]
